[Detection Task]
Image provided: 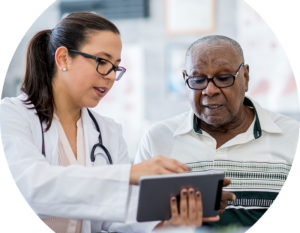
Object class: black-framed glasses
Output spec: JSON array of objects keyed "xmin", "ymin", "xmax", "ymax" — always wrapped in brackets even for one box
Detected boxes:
[
  {"xmin": 183, "ymin": 63, "xmax": 244, "ymax": 90},
  {"xmin": 69, "ymin": 49, "xmax": 126, "ymax": 81}
]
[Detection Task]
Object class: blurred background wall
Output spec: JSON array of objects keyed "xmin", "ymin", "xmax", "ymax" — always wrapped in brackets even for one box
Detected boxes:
[{"xmin": 2, "ymin": 0, "xmax": 299, "ymax": 160}]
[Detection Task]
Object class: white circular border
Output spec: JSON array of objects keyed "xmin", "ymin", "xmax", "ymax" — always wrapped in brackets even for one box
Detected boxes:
[
  {"xmin": 244, "ymin": 0, "xmax": 300, "ymax": 232},
  {"xmin": 0, "ymin": 1, "xmax": 55, "ymax": 232},
  {"xmin": 0, "ymin": 0, "xmax": 299, "ymax": 232}
]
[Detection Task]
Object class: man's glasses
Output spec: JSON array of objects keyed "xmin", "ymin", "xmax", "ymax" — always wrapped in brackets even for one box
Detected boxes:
[
  {"xmin": 69, "ymin": 49, "xmax": 126, "ymax": 81},
  {"xmin": 183, "ymin": 63, "xmax": 244, "ymax": 90}
]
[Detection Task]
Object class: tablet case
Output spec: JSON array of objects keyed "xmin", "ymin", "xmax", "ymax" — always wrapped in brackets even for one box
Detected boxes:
[{"xmin": 137, "ymin": 171, "xmax": 224, "ymax": 222}]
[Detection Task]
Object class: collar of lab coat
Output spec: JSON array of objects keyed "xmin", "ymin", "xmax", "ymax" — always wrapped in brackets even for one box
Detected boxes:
[
  {"xmin": 81, "ymin": 108, "xmax": 100, "ymax": 167},
  {"xmin": 20, "ymin": 91, "xmax": 108, "ymax": 167},
  {"xmin": 39, "ymin": 106, "xmax": 100, "ymax": 167}
]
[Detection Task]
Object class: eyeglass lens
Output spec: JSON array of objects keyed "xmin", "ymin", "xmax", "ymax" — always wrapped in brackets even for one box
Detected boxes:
[
  {"xmin": 188, "ymin": 74, "xmax": 235, "ymax": 89},
  {"xmin": 186, "ymin": 63, "xmax": 244, "ymax": 90},
  {"xmin": 96, "ymin": 60, "xmax": 124, "ymax": 80},
  {"xmin": 97, "ymin": 60, "xmax": 114, "ymax": 75}
]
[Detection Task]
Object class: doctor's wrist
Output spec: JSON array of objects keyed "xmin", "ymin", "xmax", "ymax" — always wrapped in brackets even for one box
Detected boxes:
[
  {"xmin": 129, "ymin": 164, "xmax": 139, "ymax": 185},
  {"xmin": 130, "ymin": 156, "xmax": 190, "ymax": 185}
]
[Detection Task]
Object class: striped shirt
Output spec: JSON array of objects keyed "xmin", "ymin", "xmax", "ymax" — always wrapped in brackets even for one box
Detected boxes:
[{"xmin": 135, "ymin": 97, "xmax": 299, "ymax": 227}]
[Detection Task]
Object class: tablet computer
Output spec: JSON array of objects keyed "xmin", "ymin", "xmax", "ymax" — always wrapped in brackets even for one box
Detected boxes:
[{"xmin": 137, "ymin": 170, "xmax": 224, "ymax": 222}]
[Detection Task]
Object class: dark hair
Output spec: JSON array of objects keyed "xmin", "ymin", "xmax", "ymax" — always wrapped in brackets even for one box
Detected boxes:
[
  {"xmin": 21, "ymin": 12, "xmax": 120, "ymax": 130},
  {"xmin": 185, "ymin": 35, "xmax": 244, "ymax": 63}
]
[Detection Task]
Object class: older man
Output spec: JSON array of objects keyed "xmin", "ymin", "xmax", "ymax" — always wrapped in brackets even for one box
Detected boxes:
[{"xmin": 135, "ymin": 35, "xmax": 299, "ymax": 227}]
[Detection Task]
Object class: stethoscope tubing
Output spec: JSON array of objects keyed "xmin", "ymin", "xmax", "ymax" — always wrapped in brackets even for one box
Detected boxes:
[{"xmin": 39, "ymin": 109, "xmax": 113, "ymax": 164}]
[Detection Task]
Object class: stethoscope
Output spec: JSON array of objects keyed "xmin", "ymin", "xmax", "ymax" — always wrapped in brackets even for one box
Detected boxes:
[{"xmin": 39, "ymin": 109, "xmax": 113, "ymax": 165}]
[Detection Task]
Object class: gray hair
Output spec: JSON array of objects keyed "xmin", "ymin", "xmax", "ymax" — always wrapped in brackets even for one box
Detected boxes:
[{"xmin": 185, "ymin": 35, "xmax": 244, "ymax": 62}]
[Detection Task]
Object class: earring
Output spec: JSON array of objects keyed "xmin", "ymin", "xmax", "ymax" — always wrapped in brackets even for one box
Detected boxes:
[{"xmin": 62, "ymin": 67, "xmax": 67, "ymax": 72}]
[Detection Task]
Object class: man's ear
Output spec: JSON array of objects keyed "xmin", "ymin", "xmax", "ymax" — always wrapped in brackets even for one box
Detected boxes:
[
  {"xmin": 243, "ymin": 64, "xmax": 250, "ymax": 92},
  {"xmin": 55, "ymin": 46, "xmax": 70, "ymax": 72}
]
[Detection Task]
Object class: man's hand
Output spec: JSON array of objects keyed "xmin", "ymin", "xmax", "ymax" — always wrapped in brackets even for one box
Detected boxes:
[
  {"xmin": 219, "ymin": 178, "xmax": 236, "ymax": 215},
  {"xmin": 155, "ymin": 188, "xmax": 220, "ymax": 229}
]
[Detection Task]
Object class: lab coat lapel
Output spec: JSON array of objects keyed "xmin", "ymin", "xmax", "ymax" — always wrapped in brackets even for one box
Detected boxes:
[
  {"xmin": 82, "ymin": 108, "xmax": 99, "ymax": 167},
  {"xmin": 29, "ymin": 106, "xmax": 59, "ymax": 165},
  {"xmin": 43, "ymin": 120, "xmax": 59, "ymax": 165},
  {"xmin": 21, "ymin": 97, "xmax": 59, "ymax": 165}
]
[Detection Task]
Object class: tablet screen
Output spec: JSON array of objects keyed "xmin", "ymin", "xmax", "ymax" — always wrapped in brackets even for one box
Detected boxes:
[{"xmin": 137, "ymin": 171, "xmax": 224, "ymax": 222}]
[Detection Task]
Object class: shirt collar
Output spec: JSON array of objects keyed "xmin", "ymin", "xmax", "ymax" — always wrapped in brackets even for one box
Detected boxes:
[
  {"xmin": 246, "ymin": 97, "xmax": 282, "ymax": 135},
  {"xmin": 173, "ymin": 110, "xmax": 195, "ymax": 136},
  {"xmin": 174, "ymin": 96, "xmax": 282, "ymax": 138},
  {"xmin": 243, "ymin": 97, "xmax": 262, "ymax": 139}
]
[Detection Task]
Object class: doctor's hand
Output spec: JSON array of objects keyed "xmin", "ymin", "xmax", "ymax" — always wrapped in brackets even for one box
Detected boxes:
[
  {"xmin": 155, "ymin": 188, "xmax": 219, "ymax": 229},
  {"xmin": 130, "ymin": 155, "xmax": 190, "ymax": 185}
]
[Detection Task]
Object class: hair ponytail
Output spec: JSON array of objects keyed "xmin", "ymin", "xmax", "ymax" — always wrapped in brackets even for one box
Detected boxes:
[
  {"xmin": 21, "ymin": 12, "xmax": 120, "ymax": 131},
  {"xmin": 21, "ymin": 29, "xmax": 55, "ymax": 130}
]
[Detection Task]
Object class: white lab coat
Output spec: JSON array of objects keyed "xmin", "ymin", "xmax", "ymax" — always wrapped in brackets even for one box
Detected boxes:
[{"xmin": 0, "ymin": 94, "xmax": 157, "ymax": 233}]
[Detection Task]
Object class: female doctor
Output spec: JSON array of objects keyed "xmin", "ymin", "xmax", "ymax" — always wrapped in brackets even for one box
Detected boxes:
[{"xmin": 0, "ymin": 12, "xmax": 215, "ymax": 233}]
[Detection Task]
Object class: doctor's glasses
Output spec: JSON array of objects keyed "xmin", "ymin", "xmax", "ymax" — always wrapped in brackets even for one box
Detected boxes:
[{"xmin": 69, "ymin": 49, "xmax": 126, "ymax": 81}]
